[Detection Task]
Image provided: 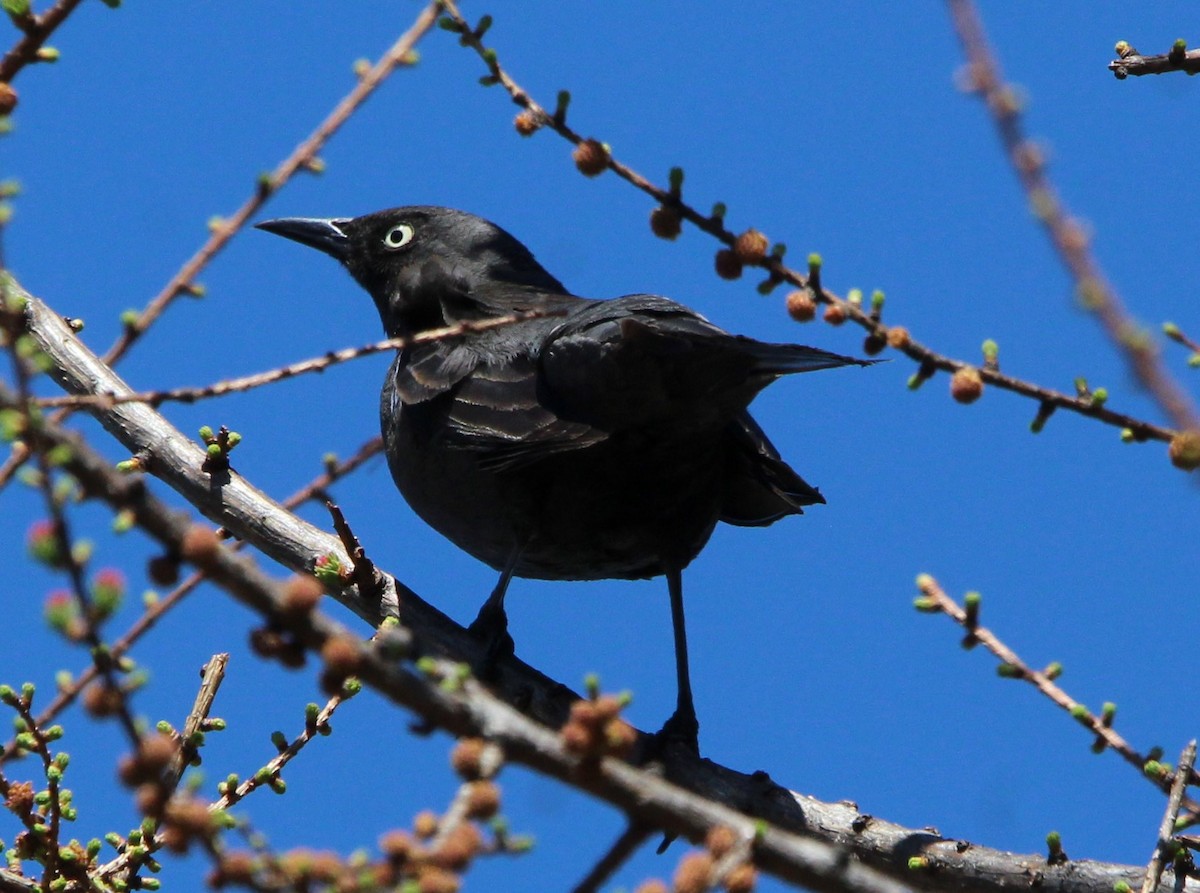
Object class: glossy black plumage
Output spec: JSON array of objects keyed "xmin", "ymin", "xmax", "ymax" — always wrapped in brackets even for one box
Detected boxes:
[{"xmin": 257, "ymin": 206, "xmax": 868, "ymax": 751}]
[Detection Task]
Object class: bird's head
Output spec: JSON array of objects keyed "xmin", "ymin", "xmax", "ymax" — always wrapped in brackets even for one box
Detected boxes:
[{"xmin": 256, "ymin": 206, "xmax": 565, "ymax": 336}]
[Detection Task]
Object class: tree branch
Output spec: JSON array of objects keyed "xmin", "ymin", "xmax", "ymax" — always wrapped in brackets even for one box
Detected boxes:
[{"xmin": 12, "ymin": 275, "xmax": 1197, "ymax": 893}]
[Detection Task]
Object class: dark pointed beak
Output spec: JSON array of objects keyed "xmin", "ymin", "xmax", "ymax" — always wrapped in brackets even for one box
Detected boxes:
[{"xmin": 255, "ymin": 217, "xmax": 351, "ymax": 261}]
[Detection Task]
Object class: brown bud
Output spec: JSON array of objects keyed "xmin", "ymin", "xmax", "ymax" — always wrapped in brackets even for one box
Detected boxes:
[
  {"xmin": 714, "ymin": 249, "xmax": 743, "ymax": 280},
  {"xmin": 573, "ymin": 139, "xmax": 609, "ymax": 177},
  {"xmin": 603, "ymin": 718, "xmax": 637, "ymax": 758},
  {"xmin": 725, "ymin": 862, "xmax": 758, "ymax": 893},
  {"xmin": 450, "ymin": 737, "xmax": 488, "ymax": 779},
  {"xmin": 822, "ymin": 304, "xmax": 846, "ymax": 326},
  {"xmin": 863, "ymin": 333, "xmax": 886, "ymax": 356},
  {"xmin": 886, "ymin": 326, "xmax": 911, "ymax": 349},
  {"xmin": 134, "ymin": 781, "xmax": 168, "ymax": 817},
  {"xmin": 593, "ymin": 695, "xmax": 623, "ymax": 722},
  {"xmin": 281, "ymin": 575, "xmax": 323, "ymax": 616},
  {"xmin": 733, "ymin": 229, "xmax": 769, "ymax": 264},
  {"xmin": 379, "ymin": 829, "xmax": 416, "ymax": 862},
  {"xmin": 513, "ymin": 110, "xmax": 541, "ymax": 136},
  {"xmin": 4, "ymin": 781, "xmax": 33, "ymax": 815},
  {"xmin": 569, "ymin": 699, "xmax": 601, "ymax": 730},
  {"xmin": 147, "ymin": 553, "xmax": 181, "ymax": 587},
  {"xmin": 950, "ymin": 367, "xmax": 984, "ymax": 404},
  {"xmin": 634, "ymin": 882, "xmax": 668, "ymax": 893},
  {"xmin": 650, "ymin": 206, "xmax": 683, "ymax": 240},
  {"xmin": 560, "ymin": 720, "xmax": 593, "ymax": 755},
  {"xmin": 432, "ymin": 822, "xmax": 481, "ymax": 871},
  {"xmin": 319, "ymin": 634, "xmax": 362, "ymax": 677},
  {"xmin": 212, "ymin": 850, "xmax": 256, "ymax": 886},
  {"xmin": 180, "ymin": 525, "xmax": 220, "ymax": 565},
  {"xmin": 673, "ymin": 852, "xmax": 715, "ymax": 893},
  {"xmin": 413, "ymin": 810, "xmax": 439, "ymax": 839},
  {"xmin": 1168, "ymin": 430, "xmax": 1200, "ymax": 471},
  {"xmin": 416, "ymin": 866, "xmax": 461, "ymax": 893},
  {"xmin": 705, "ymin": 825, "xmax": 737, "ymax": 858},
  {"xmin": 464, "ymin": 780, "xmax": 501, "ymax": 819},
  {"xmin": 83, "ymin": 681, "xmax": 123, "ymax": 717},
  {"xmin": 786, "ymin": 290, "xmax": 816, "ymax": 322},
  {"xmin": 138, "ymin": 732, "xmax": 179, "ymax": 773},
  {"xmin": 0, "ymin": 83, "xmax": 16, "ymax": 116}
]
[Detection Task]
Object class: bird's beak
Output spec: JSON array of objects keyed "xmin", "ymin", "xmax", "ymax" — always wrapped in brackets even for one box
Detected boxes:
[{"xmin": 255, "ymin": 217, "xmax": 351, "ymax": 261}]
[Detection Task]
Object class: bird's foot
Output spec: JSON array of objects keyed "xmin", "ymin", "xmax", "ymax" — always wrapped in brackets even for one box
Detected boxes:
[
  {"xmin": 466, "ymin": 604, "xmax": 515, "ymax": 679},
  {"xmin": 648, "ymin": 706, "xmax": 700, "ymax": 759}
]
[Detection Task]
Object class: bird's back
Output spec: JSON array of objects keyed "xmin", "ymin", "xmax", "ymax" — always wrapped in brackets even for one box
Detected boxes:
[{"xmin": 382, "ymin": 291, "xmax": 854, "ymax": 580}]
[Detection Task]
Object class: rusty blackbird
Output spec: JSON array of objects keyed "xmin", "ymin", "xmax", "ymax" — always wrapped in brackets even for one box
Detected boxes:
[{"xmin": 257, "ymin": 206, "xmax": 868, "ymax": 751}]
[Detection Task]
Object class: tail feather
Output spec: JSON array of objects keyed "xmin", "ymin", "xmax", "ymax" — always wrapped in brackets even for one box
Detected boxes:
[
  {"xmin": 720, "ymin": 413, "xmax": 824, "ymax": 527},
  {"xmin": 737, "ymin": 338, "xmax": 876, "ymax": 376}
]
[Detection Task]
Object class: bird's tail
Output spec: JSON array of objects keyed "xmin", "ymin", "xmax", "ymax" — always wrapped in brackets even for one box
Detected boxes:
[{"xmin": 738, "ymin": 338, "xmax": 875, "ymax": 376}]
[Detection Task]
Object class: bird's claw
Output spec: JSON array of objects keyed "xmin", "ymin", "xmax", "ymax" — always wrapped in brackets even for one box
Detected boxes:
[{"xmin": 649, "ymin": 707, "xmax": 700, "ymax": 758}]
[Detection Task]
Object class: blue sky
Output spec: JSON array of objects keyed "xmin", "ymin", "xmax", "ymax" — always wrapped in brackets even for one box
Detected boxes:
[{"xmin": 4, "ymin": 3, "xmax": 1199, "ymax": 890}]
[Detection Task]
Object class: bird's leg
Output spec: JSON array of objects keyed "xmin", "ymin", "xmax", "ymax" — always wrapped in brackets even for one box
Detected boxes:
[
  {"xmin": 467, "ymin": 548, "xmax": 520, "ymax": 673},
  {"xmin": 655, "ymin": 565, "xmax": 700, "ymax": 754}
]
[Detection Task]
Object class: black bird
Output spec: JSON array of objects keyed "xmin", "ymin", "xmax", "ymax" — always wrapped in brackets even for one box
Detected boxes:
[{"xmin": 257, "ymin": 206, "xmax": 867, "ymax": 750}]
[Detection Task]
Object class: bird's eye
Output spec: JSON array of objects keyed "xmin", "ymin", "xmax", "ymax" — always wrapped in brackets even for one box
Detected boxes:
[{"xmin": 383, "ymin": 223, "xmax": 415, "ymax": 250}]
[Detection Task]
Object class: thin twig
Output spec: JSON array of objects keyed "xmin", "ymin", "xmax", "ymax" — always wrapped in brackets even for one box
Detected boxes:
[
  {"xmin": 0, "ymin": 438, "xmax": 381, "ymax": 766},
  {"xmin": 0, "ymin": 0, "xmax": 84, "ymax": 84},
  {"xmin": 946, "ymin": 0, "xmax": 1200, "ymax": 435},
  {"xmin": 325, "ymin": 499, "xmax": 382, "ymax": 603},
  {"xmin": 1110, "ymin": 41, "xmax": 1200, "ymax": 79},
  {"xmin": 1142, "ymin": 741, "xmax": 1197, "ymax": 893},
  {"xmin": 437, "ymin": 0, "xmax": 1177, "ymax": 446},
  {"xmin": 99, "ymin": 3, "xmax": 442, "ymax": 369},
  {"xmin": 32, "ymin": 311, "xmax": 563, "ymax": 409},
  {"xmin": 915, "ymin": 575, "xmax": 1199, "ymax": 806},
  {"xmin": 571, "ymin": 822, "xmax": 652, "ymax": 893}
]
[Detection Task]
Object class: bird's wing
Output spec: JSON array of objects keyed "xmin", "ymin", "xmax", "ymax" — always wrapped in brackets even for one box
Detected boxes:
[
  {"xmin": 720, "ymin": 411, "xmax": 824, "ymax": 526},
  {"xmin": 538, "ymin": 294, "xmax": 866, "ymax": 431},
  {"xmin": 441, "ymin": 353, "xmax": 608, "ymax": 471}
]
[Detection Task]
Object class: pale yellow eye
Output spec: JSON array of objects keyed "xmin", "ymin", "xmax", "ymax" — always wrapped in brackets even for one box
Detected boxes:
[{"xmin": 383, "ymin": 223, "xmax": 414, "ymax": 250}]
